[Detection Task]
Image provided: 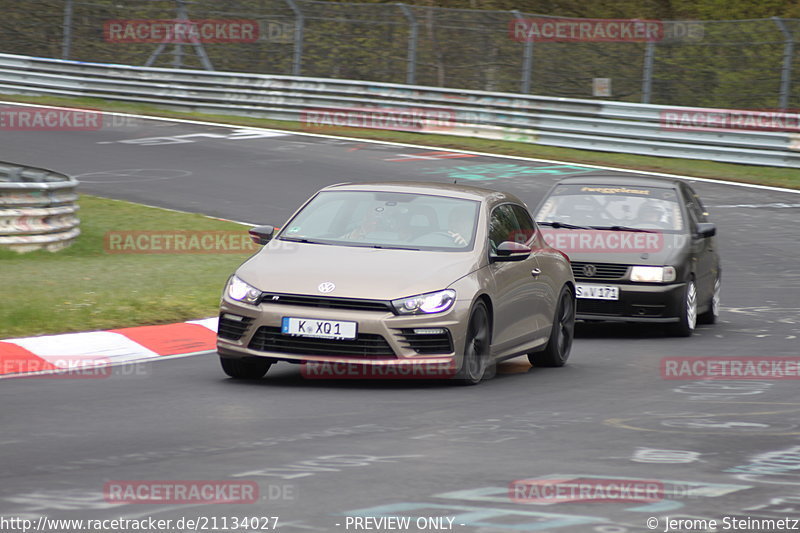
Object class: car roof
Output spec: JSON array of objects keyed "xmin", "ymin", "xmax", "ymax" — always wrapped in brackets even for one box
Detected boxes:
[
  {"xmin": 554, "ymin": 175, "xmax": 682, "ymax": 189},
  {"xmin": 321, "ymin": 181, "xmax": 521, "ymax": 204}
]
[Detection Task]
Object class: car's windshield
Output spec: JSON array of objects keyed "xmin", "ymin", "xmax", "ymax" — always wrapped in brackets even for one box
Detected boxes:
[
  {"xmin": 279, "ymin": 190, "xmax": 481, "ymax": 251},
  {"xmin": 536, "ymin": 184, "xmax": 685, "ymax": 232}
]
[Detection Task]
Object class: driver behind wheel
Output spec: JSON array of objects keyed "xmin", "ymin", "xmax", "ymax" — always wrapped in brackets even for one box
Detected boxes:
[
  {"xmin": 446, "ymin": 205, "xmax": 474, "ymax": 247},
  {"xmin": 564, "ymin": 195, "xmax": 600, "ymax": 225},
  {"xmin": 636, "ymin": 201, "xmax": 668, "ymax": 229}
]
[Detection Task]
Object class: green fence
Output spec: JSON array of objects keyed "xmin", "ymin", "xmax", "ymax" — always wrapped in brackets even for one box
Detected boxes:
[{"xmin": 0, "ymin": 0, "xmax": 797, "ymax": 109}]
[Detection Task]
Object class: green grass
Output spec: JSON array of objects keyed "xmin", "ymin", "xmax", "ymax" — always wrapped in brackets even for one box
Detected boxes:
[
  {"xmin": 0, "ymin": 195, "xmax": 255, "ymax": 339},
  {"xmin": 3, "ymin": 93, "xmax": 799, "ymax": 190}
]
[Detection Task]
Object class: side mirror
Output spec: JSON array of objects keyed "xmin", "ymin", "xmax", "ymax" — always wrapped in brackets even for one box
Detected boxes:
[
  {"xmin": 492, "ymin": 241, "xmax": 532, "ymax": 262},
  {"xmin": 695, "ymin": 222, "xmax": 716, "ymax": 238},
  {"xmin": 248, "ymin": 225, "xmax": 277, "ymax": 245}
]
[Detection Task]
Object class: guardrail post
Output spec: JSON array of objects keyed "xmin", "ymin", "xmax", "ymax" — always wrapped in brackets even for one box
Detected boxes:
[
  {"xmin": 512, "ymin": 11, "xmax": 534, "ymax": 94},
  {"xmin": 398, "ymin": 4, "xmax": 418, "ymax": 85},
  {"xmin": 773, "ymin": 17, "xmax": 794, "ymax": 111},
  {"xmin": 61, "ymin": 0, "xmax": 73, "ymax": 60},
  {"xmin": 173, "ymin": 0, "xmax": 187, "ymax": 69},
  {"xmin": 145, "ymin": 0, "xmax": 214, "ymax": 71},
  {"xmin": 284, "ymin": 0, "xmax": 304, "ymax": 76},
  {"xmin": 184, "ymin": 1, "xmax": 214, "ymax": 71},
  {"xmin": 642, "ymin": 41, "xmax": 655, "ymax": 104}
]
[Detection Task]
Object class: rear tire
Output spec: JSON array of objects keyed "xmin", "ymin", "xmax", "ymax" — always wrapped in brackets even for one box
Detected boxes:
[
  {"xmin": 697, "ymin": 276, "xmax": 720, "ymax": 325},
  {"xmin": 456, "ymin": 301, "xmax": 491, "ymax": 385},
  {"xmin": 668, "ymin": 280, "xmax": 697, "ymax": 337},
  {"xmin": 220, "ymin": 356, "xmax": 271, "ymax": 379},
  {"xmin": 528, "ymin": 285, "xmax": 575, "ymax": 367}
]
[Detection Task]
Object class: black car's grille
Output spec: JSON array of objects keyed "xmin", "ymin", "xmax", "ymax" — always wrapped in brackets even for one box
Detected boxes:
[
  {"xmin": 396, "ymin": 328, "xmax": 453, "ymax": 355},
  {"xmin": 577, "ymin": 299, "xmax": 626, "ymax": 316},
  {"xmin": 248, "ymin": 326, "xmax": 396, "ymax": 359},
  {"xmin": 217, "ymin": 314, "xmax": 253, "ymax": 341},
  {"xmin": 571, "ymin": 262, "xmax": 630, "ymax": 280},
  {"xmin": 258, "ymin": 293, "xmax": 393, "ymax": 313}
]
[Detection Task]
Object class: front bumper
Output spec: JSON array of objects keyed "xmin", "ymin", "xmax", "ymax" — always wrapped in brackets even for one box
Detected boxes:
[
  {"xmin": 575, "ymin": 281, "xmax": 685, "ymax": 322},
  {"xmin": 216, "ymin": 295, "xmax": 471, "ymax": 369}
]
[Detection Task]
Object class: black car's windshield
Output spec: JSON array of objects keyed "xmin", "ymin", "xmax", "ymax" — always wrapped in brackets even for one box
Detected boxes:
[
  {"xmin": 279, "ymin": 190, "xmax": 480, "ymax": 251},
  {"xmin": 536, "ymin": 184, "xmax": 685, "ymax": 232}
]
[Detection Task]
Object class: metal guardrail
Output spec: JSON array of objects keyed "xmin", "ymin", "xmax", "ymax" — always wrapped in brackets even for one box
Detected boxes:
[
  {"xmin": 0, "ymin": 161, "xmax": 80, "ymax": 252},
  {"xmin": 0, "ymin": 53, "xmax": 798, "ymax": 168}
]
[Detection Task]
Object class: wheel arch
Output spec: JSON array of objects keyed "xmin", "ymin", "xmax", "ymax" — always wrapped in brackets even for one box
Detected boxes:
[
  {"xmin": 473, "ymin": 293, "xmax": 494, "ymax": 342},
  {"xmin": 564, "ymin": 280, "xmax": 575, "ymax": 296}
]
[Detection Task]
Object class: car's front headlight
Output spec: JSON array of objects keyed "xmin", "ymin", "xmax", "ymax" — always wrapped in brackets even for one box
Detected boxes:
[
  {"xmin": 630, "ymin": 266, "xmax": 677, "ymax": 283},
  {"xmin": 392, "ymin": 289, "xmax": 456, "ymax": 315},
  {"xmin": 226, "ymin": 275, "xmax": 261, "ymax": 304}
]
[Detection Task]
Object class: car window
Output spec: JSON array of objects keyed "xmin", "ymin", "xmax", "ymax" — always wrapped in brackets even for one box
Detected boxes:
[
  {"xmin": 284, "ymin": 195, "xmax": 349, "ymax": 236},
  {"xmin": 683, "ymin": 184, "xmax": 708, "ymax": 223},
  {"xmin": 536, "ymin": 184, "xmax": 685, "ymax": 232},
  {"xmin": 488, "ymin": 204, "xmax": 521, "ymax": 251},
  {"xmin": 279, "ymin": 190, "xmax": 480, "ymax": 251}
]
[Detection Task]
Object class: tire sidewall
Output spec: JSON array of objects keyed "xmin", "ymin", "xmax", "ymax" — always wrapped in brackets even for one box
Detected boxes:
[
  {"xmin": 672, "ymin": 280, "xmax": 697, "ymax": 336},
  {"xmin": 549, "ymin": 286, "xmax": 575, "ymax": 365},
  {"xmin": 529, "ymin": 285, "xmax": 575, "ymax": 367},
  {"xmin": 458, "ymin": 301, "xmax": 490, "ymax": 384}
]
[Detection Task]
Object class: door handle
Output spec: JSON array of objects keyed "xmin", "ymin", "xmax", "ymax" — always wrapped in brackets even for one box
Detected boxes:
[{"xmin": 531, "ymin": 268, "xmax": 541, "ymax": 277}]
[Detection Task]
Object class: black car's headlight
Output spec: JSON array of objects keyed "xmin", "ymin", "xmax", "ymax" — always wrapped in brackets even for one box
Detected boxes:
[
  {"xmin": 630, "ymin": 266, "xmax": 677, "ymax": 283},
  {"xmin": 226, "ymin": 275, "xmax": 261, "ymax": 305},
  {"xmin": 392, "ymin": 289, "xmax": 456, "ymax": 315}
]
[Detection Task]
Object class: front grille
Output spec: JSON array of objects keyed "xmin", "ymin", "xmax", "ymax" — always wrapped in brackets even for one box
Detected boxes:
[
  {"xmin": 258, "ymin": 293, "xmax": 393, "ymax": 313},
  {"xmin": 571, "ymin": 262, "xmax": 630, "ymax": 280},
  {"xmin": 218, "ymin": 314, "xmax": 253, "ymax": 341},
  {"xmin": 396, "ymin": 328, "xmax": 453, "ymax": 355},
  {"xmin": 248, "ymin": 326, "xmax": 396, "ymax": 359},
  {"xmin": 577, "ymin": 299, "xmax": 626, "ymax": 316}
]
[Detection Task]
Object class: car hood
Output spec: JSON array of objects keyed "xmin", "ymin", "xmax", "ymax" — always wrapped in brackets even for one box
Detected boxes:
[
  {"xmin": 236, "ymin": 240, "xmax": 482, "ymax": 300},
  {"xmin": 542, "ymin": 230, "xmax": 689, "ymax": 266}
]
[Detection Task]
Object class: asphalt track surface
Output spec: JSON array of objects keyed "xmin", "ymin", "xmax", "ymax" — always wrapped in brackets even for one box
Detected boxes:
[{"xmin": 2, "ymin": 110, "xmax": 800, "ymax": 533}]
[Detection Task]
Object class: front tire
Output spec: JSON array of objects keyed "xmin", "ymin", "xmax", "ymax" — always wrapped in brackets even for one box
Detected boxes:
[
  {"xmin": 528, "ymin": 285, "xmax": 575, "ymax": 367},
  {"xmin": 697, "ymin": 276, "xmax": 720, "ymax": 325},
  {"xmin": 456, "ymin": 301, "xmax": 491, "ymax": 385},
  {"xmin": 220, "ymin": 356, "xmax": 271, "ymax": 379},
  {"xmin": 668, "ymin": 280, "xmax": 697, "ymax": 337}
]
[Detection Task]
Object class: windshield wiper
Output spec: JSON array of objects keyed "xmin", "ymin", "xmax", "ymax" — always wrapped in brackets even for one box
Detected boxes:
[
  {"xmin": 279, "ymin": 237, "xmax": 331, "ymax": 245},
  {"xmin": 589, "ymin": 225, "xmax": 659, "ymax": 233},
  {"xmin": 537, "ymin": 221, "xmax": 593, "ymax": 230},
  {"xmin": 365, "ymin": 244, "xmax": 420, "ymax": 251}
]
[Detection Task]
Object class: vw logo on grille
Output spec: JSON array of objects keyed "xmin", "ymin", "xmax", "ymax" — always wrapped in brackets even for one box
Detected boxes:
[
  {"xmin": 582, "ymin": 264, "xmax": 597, "ymax": 277},
  {"xmin": 317, "ymin": 282, "xmax": 336, "ymax": 294}
]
